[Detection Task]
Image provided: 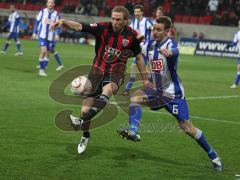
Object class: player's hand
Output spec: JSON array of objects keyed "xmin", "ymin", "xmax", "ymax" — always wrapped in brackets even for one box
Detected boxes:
[
  {"xmin": 50, "ymin": 19, "xmax": 64, "ymax": 32},
  {"xmin": 32, "ymin": 33, "xmax": 37, "ymax": 40},
  {"xmin": 158, "ymin": 48, "xmax": 173, "ymax": 57},
  {"xmin": 137, "ymin": 34, "xmax": 145, "ymax": 42},
  {"xmin": 143, "ymin": 80, "xmax": 154, "ymax": 88}
]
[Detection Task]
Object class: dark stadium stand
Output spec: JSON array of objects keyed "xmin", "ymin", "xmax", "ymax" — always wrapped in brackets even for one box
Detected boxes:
[{"xmin": 0, "ymin": 0, "xmax": 239, "ymax": 26}]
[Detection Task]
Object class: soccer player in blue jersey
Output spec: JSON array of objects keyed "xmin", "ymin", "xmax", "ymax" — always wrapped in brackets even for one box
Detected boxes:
[
  {"xmin": 0, "ymin": 4, "xmax": 23, "ymax": 56},
  {"xmin": 226, "ymin": 23, "xmax": 240, "ymax": 88},
  {"xmin": 32, "ymin": 0, "xmax": 63, "ymax": 76},
  {"xmin": 123, "ymin": 5, "xmax": 153, "ymax": 95},
  {"xmin": 118, "ymin": 16, "xmax": 224, "ymax": 171}
]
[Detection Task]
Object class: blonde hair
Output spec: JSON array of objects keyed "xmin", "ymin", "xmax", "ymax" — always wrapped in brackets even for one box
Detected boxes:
[{"xmin": 112, "ymin": 6, "xmax": 130, "ymax": 20}]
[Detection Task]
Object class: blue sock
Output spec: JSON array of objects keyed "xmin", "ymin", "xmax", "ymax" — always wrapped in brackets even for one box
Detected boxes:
[
  {"xmin": 16, "ymin": 42, "xmax": 22, "ymax": 52},
  {"xmin": 125, "ymin": 77, "xmax": 135, "ymax": 92},
  {"xmin": 194, "ymin": 128, "xmax": 217, "ymax": 160},
  {"xmin": 39, "ymin": 60, "xmax": 45, "ymax": 70},
  {"xmin": 234, "ymin": 73, "xmax": 240, "ymax": 85},
  {"xmin": 3, "ymin": 42, "xmax": 10, "ymax": 51},
  {"xmin": 129, "ymin": 104, "xmax": 142, "ymax": 133},
  {"xmin": 54, "ymin": 52, "xmax": 62, "ymax": 66},
  {"xmin": 43, "ymin": 60, "xmax": 49, "ymax": 69}
]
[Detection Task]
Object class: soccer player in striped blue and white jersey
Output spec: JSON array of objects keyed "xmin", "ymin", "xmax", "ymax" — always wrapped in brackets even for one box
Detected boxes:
[
  {"xmin": 118, "ymin": 16, "xmax": 224, "ymax": 172},
  {"xmin": 226, "ymin": 23, "xmax": 240, "ymax": 88},
  {"xmin": 32, "ymin": 0, "xmax": 63, "ymax": 76},
  {"xmin": 0, "ymin": 4, "xmax": 23, "ymax": 56},
  {"xmin": 123, "ymin": 4, "xmax": 153, "ymax": 94}
]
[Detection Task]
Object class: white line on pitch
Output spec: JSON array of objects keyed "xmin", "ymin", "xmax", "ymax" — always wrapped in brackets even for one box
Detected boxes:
[
  {"xmin": 111, "ymin": 95, "xmax": 240, "ymax": 104},
  {"xmin": 187, "ymin": 95, "xmax": 240, "ymax": 100},
  {"xmin": 142, "ymin": 109, "xmax": 240, "ymax": 125},
  {"xmin": 110, "ymin": 102, "xmax": 240, "ymax": 125}
]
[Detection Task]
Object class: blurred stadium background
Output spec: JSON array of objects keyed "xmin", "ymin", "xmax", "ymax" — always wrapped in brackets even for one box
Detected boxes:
[{"xmin": 0, "ymin": 0, "xmax": 240, "ymax": 179}]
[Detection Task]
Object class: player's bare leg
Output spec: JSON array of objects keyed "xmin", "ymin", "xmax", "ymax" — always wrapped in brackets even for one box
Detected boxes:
[
  {"xmin": 0, "ymin": 40, "xmax": 11, "ymax": 54},
  {"xmin": 70, "ymin": 82, "xmax": 119, "ymax": 154},
  {"xmin": 71, "ymin": 97, "xmax": 94, "ymax": 154},
  {"xmin": 38, "ymin": 46, "xmax": 48, "ymax": 76}
]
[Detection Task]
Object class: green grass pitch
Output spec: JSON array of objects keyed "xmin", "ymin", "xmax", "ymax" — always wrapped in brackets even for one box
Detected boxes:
[{"xmin": 0, "ymin": 38, "xmax": 239, "ymax": 179}]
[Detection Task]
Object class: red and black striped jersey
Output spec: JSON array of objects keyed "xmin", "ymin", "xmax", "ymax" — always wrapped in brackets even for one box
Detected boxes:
[{"xmin": 82, "ymin": 22, "xmax": 141, "ymax": 74}]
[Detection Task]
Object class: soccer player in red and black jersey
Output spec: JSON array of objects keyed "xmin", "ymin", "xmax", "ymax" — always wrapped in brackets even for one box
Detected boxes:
[{"xmin": 51, "ymin": 6, "xmax": 152, "ymax": 154}]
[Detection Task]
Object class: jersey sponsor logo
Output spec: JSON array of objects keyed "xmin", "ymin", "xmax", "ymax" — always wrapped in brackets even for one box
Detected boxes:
[
  {"xmin": 44, "ymin": 18, "xmax": 52, "ymax": 25},
  {"xmin": 105, "ymin": 46, "xmax": 121, "ymax": 57},
  {"xmin": 104, "ymin": 45, "xmax": 132, "ymax": 60},
  {"xmin": 122, "ymin": 39, "xmax": 129, "ymax": 47},
  {"xmin": 151, "ymin": 59, "xmax": 163, "ymax": 71}
]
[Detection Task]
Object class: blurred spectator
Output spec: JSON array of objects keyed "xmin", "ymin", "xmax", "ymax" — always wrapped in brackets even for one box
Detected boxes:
[
  {"xmin": 89, "ymin": 3, "xmax": 98, "ymax": 16},
  {"xmin": 125, "ymin": 0, "xmax": 134, "ymax": 15},
  {"xmin": 0, "ymin": 0, "xmax": 240, "ymax": 27},
  {"xmin": 228, "ymin": 10, "xmax": 238, "ymax": 26},
  {"xmin": 0, "ymin": 17, "xmax": 3, "ymax": 33},
  {"xmin": 75, "ymin": 3, "xmax": 85, "ymax": 15},
  {"xmin": 208, "ymin": 0, "xmax": 219, "ymax": 14},
  {"xmin": 19, "ymin": 19, "xmax": 29, "ymax": 36},
  {"xmin": 155, "ymin": 6, "xmax": 164, "ymax": 18},
  {"xmin": 199, "ymin": 32, "xmax": 205, "ymax": 40},
  {"xmin": 192, "ymin": 31, "xmax": 198, "ymax": 38},
  {"xmin": 104, "ymin": 4, "xmax": 112, "ymax": 17},
  {"xmin": 62, "ymin": 2, "xmax": 75, "ymax": 13}
]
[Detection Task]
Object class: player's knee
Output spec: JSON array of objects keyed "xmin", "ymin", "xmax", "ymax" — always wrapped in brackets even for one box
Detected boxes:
[
  {"xmin": 81, "ymin": 106, "xmax": 91, "ymax": 116},
  {"xmin": 103, "ymin": 82, "xmax": 118, "ymax": 95},
  {"xmin": 178, "ymin": 120, "xmax": 195, "ymax": 135},
  {"xmin": 130, "ymin": 90, "xmax": 144, "ymax": 104},
  {"xmin": 110, "ymin": 83, "xmax": 119, "ymax": 94},
  {"xmin": 40, "ymin": 49, "xmax": 47, "ymax": 56}
]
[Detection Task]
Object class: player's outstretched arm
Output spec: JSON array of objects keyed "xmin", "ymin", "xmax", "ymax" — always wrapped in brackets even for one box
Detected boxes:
[
  {"xmin": 135, "ymin": 54, "xmax": 153, "ymax": 87},
  {"xmin": 158, "ymin": 48, "xmax": 173, "ymax": 57},
  {"xmin": 51, "ymin": 19, "xmax": 82, "ymax": 32}
]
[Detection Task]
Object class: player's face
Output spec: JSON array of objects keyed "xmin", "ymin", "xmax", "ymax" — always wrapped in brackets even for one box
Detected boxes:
[
  {"xmin": 156, "ymin": 10, "xmax": 163, "ymax": 19},
  {"xmin": 10, "ymin": 5, "xmax": 15, "ymax": 12},
  {"xmin": 153, "ymin": 23, "xmax": 167, "ymax": 42},
  {"xmin": 47, "ymin": 0, "xmax": 55, "ymax": 10},
  {"xmin": 111, "ymin": 12, "xmax": 125, "ymax": 32},
  {"xmin": 134, "ymin": 9, "xmax": 143, "ymax": 20}
]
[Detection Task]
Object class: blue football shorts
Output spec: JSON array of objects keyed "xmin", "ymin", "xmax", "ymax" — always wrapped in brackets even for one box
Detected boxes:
[
  {"xmin": 38, "ymin": 38, "xmax": 56, "ymax": 52},
  {"xmin": 142, "ymin": 87, "xmax": 190, "ymax": 121},
  {"xmin": 7, "ymin": 32, "xmax": 18, "ymax": 41}
]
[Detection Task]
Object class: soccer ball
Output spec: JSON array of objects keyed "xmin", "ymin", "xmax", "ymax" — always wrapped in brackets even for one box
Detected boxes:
[{"xmin": 70, "ymin": 76, "xmax": 92, "ymax": 95}]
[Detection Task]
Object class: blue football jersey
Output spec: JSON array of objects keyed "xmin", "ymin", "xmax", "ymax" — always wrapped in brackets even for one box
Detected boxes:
[{"xmin": 142, "ymin": 38, "xmax": 184, "ymax": 99}]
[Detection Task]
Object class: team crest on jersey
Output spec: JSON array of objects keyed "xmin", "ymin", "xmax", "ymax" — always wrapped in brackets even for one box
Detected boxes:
[
  {"xmin": 122, "ymin": 39, "xmax": 129, "ymax": 47},
  {"xmin": 90, "ymin": 23, "xmax": 97, "ymax": 27}
]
